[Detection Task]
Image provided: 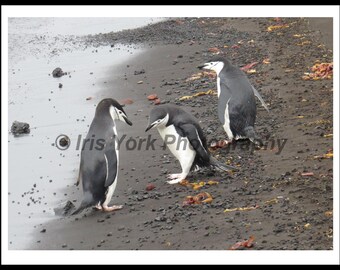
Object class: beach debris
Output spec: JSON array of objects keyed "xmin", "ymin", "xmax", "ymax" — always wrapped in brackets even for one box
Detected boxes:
[
  {"xmin": 296, "ymin": 40, "xmax": 311, "ymax": 46},
  {"xmin": 267, "ymin": 24, "xmax": 289, "ymax": 32},
  {"xmin": 323, "ymin": 134, "xmax": 333, "ymax": 138},
  {"xmin": 262, "ymin": 58, "xmax": 271, "ymax": 64},
  {"xmin": 314, "ymin": 149, "xmax": 333, "ymax": 159},
  {"xmin": 246, "ymin": 69, "xmax": 257, "ymax": 74},
  {"xmin": 293, "ymin": 34, "xmax": 305, "ymax": 38},
  {"xmin": 134, "ymin": 69, "xmax": 145, "ymax": 75},
  {"xmin": 183, "ymin": 192, "xmax": 213, "ymax": 206},
  {"xmin": 52, "ymin": 67, "xmax": 66, "ymax": 78},
  {"xmin": 147, "ymin": 94, "xmax": 158, "ymax": 100},
  {"xmin": 224, "ymin": 205, "xmax": 259, "ymax": 213},
  {"xmin": 305, "ymin": 119, "xmax": 331, "ymax": 126},
  {"xmin": 86, "ymin": 97, "xmax": 92, "ymax": 101},
  {"xmin": 264, "ymin": 198, "xmax": 279, "ymax": 205},
  {"xmin": 231, "ymin": 44, "xmax": 240, "ymax": 49},
  {"xmin": 208, "ymin": 47, "xmax": 221, "ymax": 54},
  {"xmin": 240, "ymin": 62, "xmax": 258, "ymax": 71},
  {"xmin": 301, "ymin": 172, "xmax": 314, "ymax": 177},
  {"xmin": 210, "ymin": 140, "xmax": 227, "ymax": 150},
  {"xmin": 325, "ymin": 210, "xmax": 333, "ymax": 217},
  {"xmin": 137, "ymin": 81, "xmax": 143, "ymax": 84},
  {"xmin": 11, "ymin": 121, "xmax": 30, "ymax": 135},
  {"xmin": 147, "ymin": 94, "xmax": 161, "ymax": 105},
  {"xmin": 304, "ymin": 223, "xmax": 311, "ymax": 229},
  {"xmin": 229, "ymin": 236, "xmax": 255, "ymax": 250},
  {"xmin": 302, "ymin": 62, "xmax": 333, "ymax": 80},
  {"xmin": 120, "ymin": 98, "xmax": 134, "ymax": 105},
  {"xmin": 58, "ymin": 83, "xmax": 63, "ymax": 88},
  {"xmin": 224, "ymin": 196, "xmax": 288, "ymax": 213},
  {"xmin": 179, "ymin": 89, "xmax": 216, "ymax": 101},
  {"xmin": 154, "ymin": 98, "xmax": 161, "ymax": 105},
  {"xmin": 185, "ymin": 71, "xmax": 216, "ymax": 82},
  {"xmin": 146, "ymin": 183, "xmax": 156, "ymax": 191},
  {"xmin": 180, "ymin": 179, "xmax": 218, "ymax": 190}
]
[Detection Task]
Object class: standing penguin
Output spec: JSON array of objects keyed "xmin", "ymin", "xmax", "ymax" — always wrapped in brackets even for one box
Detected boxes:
[
  {"xmin": 72, "ymin": 98, "xmax": 132, "ymax": 215},
  {"xmin": 198, "ymin": 56, "xmax": 269, "ymax": 144},
  {"xmin": 145, "ymin": 104, "xmax": 237, "ymax": 184}
]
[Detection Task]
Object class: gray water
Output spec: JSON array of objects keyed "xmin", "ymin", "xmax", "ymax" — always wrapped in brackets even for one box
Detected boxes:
[{"xmin": 8, "ymin": 17, "xmax": 163, "ymax": 249}]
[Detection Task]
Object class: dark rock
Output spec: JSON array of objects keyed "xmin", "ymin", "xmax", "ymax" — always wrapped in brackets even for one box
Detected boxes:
[
  {"xmin": 134, "ymin": 69, "xmax": 145, "ymax": 75},
  {"xmin": 52, "ymin": 67, "xmax": 66, "ymax": 78},
  {"xmin": 118, "ymin": 226, "xmax": 125, "ymax": 231},
  {"xmin": 11, "ymin": 121, "xmax": 30, "ymax": 135},
  {"xmin": 58, "ymin": 83, "xmax": 63, "ymax": 88}
]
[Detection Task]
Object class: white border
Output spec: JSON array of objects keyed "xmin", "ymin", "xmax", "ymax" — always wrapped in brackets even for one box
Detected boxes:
[{"xmin": 2, "ymin": 5, "xmax": 339, "ymax": 265}]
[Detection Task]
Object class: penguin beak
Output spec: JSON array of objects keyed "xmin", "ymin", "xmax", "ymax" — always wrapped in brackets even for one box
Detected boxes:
[
  {"xmin": 145, "ymin": 123, "xmax": 155, "ymax": 132},
  {"xmin": 197, "ymin": 63, "xmax": 208, "ymax": 69},
  {"xmin": 123, "ymin": 116, "xmax": 132, "ymax": 126}
]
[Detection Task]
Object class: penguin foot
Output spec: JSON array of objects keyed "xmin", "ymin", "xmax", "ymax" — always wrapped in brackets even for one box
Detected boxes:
[
  {"xmin": 167, "ymin": 173, "xmax": 182, "ymax": 180},
  {"xmin": 95, "ymin": 205, "xmax": 103, "ymax": 210},
  {"xmin": 102, "ymin": 205, "xmax": 123, "ymax": 212},
  {"xmin": 167, "ymin": 173, "xmax": 186, "ymax": 184},
  {"xmin": 167, "ymin": 179, "xmax": 183, "ymax": 184}
]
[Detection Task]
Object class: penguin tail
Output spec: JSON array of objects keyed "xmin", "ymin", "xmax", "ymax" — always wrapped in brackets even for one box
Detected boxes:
[
  {"xmin": 71, "ymin": 196, "xmax": 95, "ymax": 216},
  {"xmin": 210, "ymin": 156, "xmax": 239, "ymax": 172},
  {"xmin": 244, "ymin": 126, "xmax": 262, "ymax": 147}
]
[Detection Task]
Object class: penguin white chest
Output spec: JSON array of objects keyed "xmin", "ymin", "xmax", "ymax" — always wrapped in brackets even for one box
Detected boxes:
[
  {"xmin": 223, "ymin": 98, "xmax": 234, "ymax": 140},
  {"xmin": 217, "ymin": 77, "xmax": 221, "ymax": 97},
  {"xmin": 157, "ymin": 125, "xmax": 196, "ymax": 169},
  {"xmin": 102, "ymin": 125, "xmax": 119, "ymax": 206}
]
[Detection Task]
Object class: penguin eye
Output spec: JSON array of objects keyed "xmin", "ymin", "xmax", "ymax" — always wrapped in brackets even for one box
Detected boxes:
[{"xmin": 119, "ymin": 111, "xmax": 122, "ymax": 114}]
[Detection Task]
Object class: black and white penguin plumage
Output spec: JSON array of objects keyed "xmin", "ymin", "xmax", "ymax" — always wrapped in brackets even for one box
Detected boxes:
[
  {"xmin": 72, "ymin": 98, "xmax": 132, "ymax": 215},
  {"xmin": 145, "ymin": 104, "xmax": 237, "ymax": 184},
  {"xmin": 198, "ymin": 56, "xmax": 269, "ymax": 144}
]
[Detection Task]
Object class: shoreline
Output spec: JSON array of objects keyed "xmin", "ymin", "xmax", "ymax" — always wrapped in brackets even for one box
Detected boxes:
[{"xmin": 9, "ymin": 17, "xmax": 333, "ymax": 250}]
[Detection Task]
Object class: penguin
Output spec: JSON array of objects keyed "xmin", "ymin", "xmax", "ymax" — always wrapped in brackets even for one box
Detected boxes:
[
  {"xmin": 198, "ymin": 56, "xmax": 269, "ymax": 144},
  {"xmin": 72, "ymin": 98, "xmax": 132, "ymax": 215},
  {"xmin": 145, "ymin": 104, "xmax": 238, "ymax": 184}
]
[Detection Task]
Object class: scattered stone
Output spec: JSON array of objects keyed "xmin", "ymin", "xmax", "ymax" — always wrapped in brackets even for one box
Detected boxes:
[
  {"xmin": 52, "ymin": 67, "xmax": 66, "ymax": 78},
  {"xmin": 11, "ymin": 121, "xmax": 30, "ymax": 135},
  {"xmin": 118, "ymin": 226, "xmax": 125, "ymax": 231},
  {"xmin": 134, "ymin": 69, "xmax": 145, "ymax": 75}
]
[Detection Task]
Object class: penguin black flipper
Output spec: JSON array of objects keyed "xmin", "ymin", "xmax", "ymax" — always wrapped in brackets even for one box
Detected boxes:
[
  {"xmin": 252, "ymin": 86, "xmax": 269, "ymax": 112},
  {"xmin": 177, "ymin": 123, "xmax": 210, "ymax": 166},
  {"xmin": 103, "ymin": 141, "xmax": 118, "ymax": 188}
]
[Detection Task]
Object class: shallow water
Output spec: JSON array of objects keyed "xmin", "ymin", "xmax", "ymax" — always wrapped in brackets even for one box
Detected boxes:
[{"xmin": 8, "ymin": 17, "xmax": 161, "ymax": 249}]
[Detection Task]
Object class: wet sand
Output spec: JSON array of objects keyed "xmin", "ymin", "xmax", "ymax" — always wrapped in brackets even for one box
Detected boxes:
[{"xmin": 8, "ymin": 18, "xmax": 333, "ymax": 251}]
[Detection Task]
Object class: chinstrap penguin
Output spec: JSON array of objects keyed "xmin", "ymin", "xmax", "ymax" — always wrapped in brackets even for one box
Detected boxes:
[
  {"xmin": 72, "ymin": 98, "xmax": 132, "ymax": 215},
  {"xmin": 145, "ymin": 104, "xmax": 238, "ymax": 184},
  {"xmin": 198, "ymin": 56, "xmax": 269, "ymax": 145}
]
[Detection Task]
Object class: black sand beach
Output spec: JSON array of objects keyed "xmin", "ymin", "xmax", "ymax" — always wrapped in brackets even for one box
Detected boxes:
[{"xmin": 9, "ymin": 18, "xmax": 333, "ymax": 250}]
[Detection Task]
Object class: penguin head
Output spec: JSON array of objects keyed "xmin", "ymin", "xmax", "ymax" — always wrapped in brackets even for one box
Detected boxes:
[
  {"xmin": 96, "ymin": 98, "xmax": 132, "ymax": 126},
  {"xmin": 145, "ymin": 107, "xmax": 169, "ymax": 132},
  {"xmin": 198, "ymin": 56, "xmax": 230, "ymax": 74}
]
